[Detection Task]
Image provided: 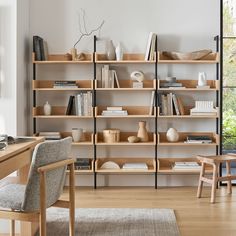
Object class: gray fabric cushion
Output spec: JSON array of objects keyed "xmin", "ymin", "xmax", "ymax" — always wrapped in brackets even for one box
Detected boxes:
[
  {"xmin": 22, "ymin": 137, "xmax": 72, "ymax": 211},
  {"xmin": 0, "ymin": 184, "xmax": 25, "ymax": 210}
]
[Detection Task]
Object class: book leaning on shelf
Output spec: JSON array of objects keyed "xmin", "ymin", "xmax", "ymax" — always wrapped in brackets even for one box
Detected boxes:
[
  {"xmin": 145, "ymin": 32, "xmax": 157, "ymax": 61},
  {"xmin": 101, "ymin": 65, "xmax": 120, "ymax": 88},
  {"xmin": 33, "ymin": 35, "xmax": 48, "ymax": 61},
  {"xmin": 159, "ymin": 92, "xmax": 185, "ymax": 116},
  {"xmin": 66, "ymin": 91, "xmax": 92, "ymax": 116}
]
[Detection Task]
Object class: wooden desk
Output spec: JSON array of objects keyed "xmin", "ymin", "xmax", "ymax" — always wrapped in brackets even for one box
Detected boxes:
[{"xmin": 0, "ymin": 137, "xmax": 44, "ymax": 236}]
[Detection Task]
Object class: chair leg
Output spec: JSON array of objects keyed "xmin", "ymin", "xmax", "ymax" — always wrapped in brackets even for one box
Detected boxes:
[
  {"xmin": 10, "ymin": 209, "xmax": 15, "ymax": 236},
  {"xmin": 197, "ymin": 162, "xmax": 205, "ymax": 198},
  {"xmin": 226, "ymin": 161, "xmax": 232, "ymax": 194},
  {"xmin": 211, "ymin": 163, "xmax": 218, "ymax": 203},
  {"xmin": 69, "ymin": 163, "xmax": 75, "ymax": 236},
  {"xmin": 39, "ymin": 172, "xmax": 47, "ymax": 236}
]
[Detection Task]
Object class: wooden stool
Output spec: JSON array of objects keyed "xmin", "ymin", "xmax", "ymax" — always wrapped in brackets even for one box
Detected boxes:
[{"xmin": 197, "ymin": 154, "xmax": 236, "ymax": 203}]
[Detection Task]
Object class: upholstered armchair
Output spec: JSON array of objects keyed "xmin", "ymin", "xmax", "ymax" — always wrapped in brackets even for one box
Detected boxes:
[{"xmin": 0, "ymin": 137, "xmax": 75, "ymax": 236}]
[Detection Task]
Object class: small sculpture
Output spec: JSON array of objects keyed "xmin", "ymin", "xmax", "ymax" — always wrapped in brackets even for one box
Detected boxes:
[
  {"xmin": 130, "ymin": 71, "xmax": 145, "ymax": 82},
  {"xmin": 166, "ymin": 128, "xmax": 179, "ymax": 142},
  {"xmin": 43, "ymin": 101, "xmax": 51, "ymax": 116},
  {"xmin": 127, "ymin": 136, "xmax": 140, "ymax": 143},
  {"xmin": 198, "ymin": 72, "xmax": 207, "ymax": 87},
  {"xmin": 137, "ymin": 121, "xmax": 149, "ymax": 142}
]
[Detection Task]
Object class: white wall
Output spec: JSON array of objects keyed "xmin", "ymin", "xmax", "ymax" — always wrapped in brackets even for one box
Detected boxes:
[
  {"xmin": 0, "ymin": 0, "xmax": 17, "ymax": 136},
  {"xmin": 29, "ymin": 0, "xmax": 220, "ymax": 187}
]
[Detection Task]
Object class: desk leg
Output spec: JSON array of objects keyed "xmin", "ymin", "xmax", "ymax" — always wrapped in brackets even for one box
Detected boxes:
[{"xmin": 18, "ymin": 150, "xmax": 39, "ymax": 236}]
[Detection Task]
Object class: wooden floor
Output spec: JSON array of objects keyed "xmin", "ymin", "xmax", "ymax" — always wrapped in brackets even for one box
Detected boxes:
[
  {"xmin": 61, "ymin": 186, "xmax": 236, "ymax": 236},
  {"xmin": 1, "ymin": 186, "xmax": 236, "ymax": 236}
]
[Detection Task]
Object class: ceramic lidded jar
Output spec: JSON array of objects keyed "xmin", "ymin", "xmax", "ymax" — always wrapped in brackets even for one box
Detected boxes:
[
  {"xmin": 166, "ymin": 128, "xmax": 179, "ymax": 142},
  {"xmin": 106, "ymin": 40, "xmax": 116, "ymax": 60},
  {"xmin": 137, "ymin": 121, "xmax": 149, "ymax": 142}
]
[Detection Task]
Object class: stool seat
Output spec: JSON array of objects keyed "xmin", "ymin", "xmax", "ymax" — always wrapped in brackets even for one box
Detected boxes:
[
  {"xmin": 197, "ymin": 154, "xmax": 236, "ymax": 164},
  {"xmin": 197, "ymin": 154, "xmax": 236, "ymax": 203}
]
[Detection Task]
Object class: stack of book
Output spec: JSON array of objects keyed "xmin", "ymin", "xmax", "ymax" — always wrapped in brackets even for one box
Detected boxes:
[
  {"xmin": 39, "ymin": 132, "xmax": 61, "ymax": 140},
  {"xmin": 101, "ymin": 106, "xmax": 128, "ymax": 116},
  {"xmin": 33, "ymin": 35, "xmax": 47, "ymax": 61},
  {"xmin": 122, "ymin": 162, "xmax": 148, "ymax": 170},
  {"xmin": 190, "ymin": 101, "xmax": 217, "ymax": 116},
  {"xmin": 53, "ymin": 81, "xmax": 78, "ymax": 89},
  {"xmin": 74, "ymin": 158, "xmax": 91, "ymax": 170},
  {"xmin": 101, "ymin": 65, "xmax": 120, "ymax": 88},
  {"xmin": 185, "ymin": 135, "xmax": 212, "ymax": 144},
  {"xmin": 172, "ymin": 162, "xmax": 201, "ymax": 170},
  {"xmin": 66, "ymin": 92, "xmax": 92, "ymax": 116},
  {"xmin": 159, "ymin": 93, "xmax": 185, "ymax": 116},
  {"xmin": 145, "ymin": 32, "xmax": 157, "ymax": 61},
  {"xmin": 160, "ymin": 82, "xmax": 184, "ymax": 88}
]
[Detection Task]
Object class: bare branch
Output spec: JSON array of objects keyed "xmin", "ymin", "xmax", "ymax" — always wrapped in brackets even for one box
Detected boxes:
[{"xmin": 73, "ymin": 19, "xmax": 105, "ymax": 48}]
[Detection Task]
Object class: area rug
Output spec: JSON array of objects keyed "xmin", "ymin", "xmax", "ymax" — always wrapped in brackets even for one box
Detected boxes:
[{"xmin": 43, "ymin": 208, "xmax": 180, "ymax": 236}]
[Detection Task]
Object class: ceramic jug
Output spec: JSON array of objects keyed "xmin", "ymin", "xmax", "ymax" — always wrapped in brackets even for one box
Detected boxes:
[
  {"xmin": 137, "ymin": 121, "xmax": 149, "ymax": 142},
  {"xmin": 106, "ymin": 40, "xmax": 116, "ymax": 60}
]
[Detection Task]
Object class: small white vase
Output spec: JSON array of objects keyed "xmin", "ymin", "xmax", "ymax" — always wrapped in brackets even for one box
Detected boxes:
[
  {"xmin": 166, "ymin": 128, "xmax": 179, "ymax": 142},
  {"xmin": 72, "ymin": 128, "xmax": 83, "ymax": 142},
  {"xmin": 106, "ymin": 40, "xmax": 116, "ymax": 60},
  {"xmin": 43, "ymin": 101, "xmax": 51, "ymax": 115},
  {"xmin": 198, "ymin": 72, "xmax": 207, "ymax": 86},
  {"xmin": 115, "ymin": 42, "xmax": 123, "ymax": 61}
]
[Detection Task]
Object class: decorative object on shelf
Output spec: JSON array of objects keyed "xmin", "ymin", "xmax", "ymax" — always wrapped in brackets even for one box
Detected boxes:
[
  {"xmin": 137, "ymin": 121, "xmax": 149, "ymax": 142},
  {"xmin": 72, "ymin": 128, "xmax": 83, "ymax": 142},
  {"xmin": 100, "ymin": 161, "xmax": 120, "ymax": 169},
  {"xmin": 0, "ymin": 134, "xmax": 8, "ymax": 150},
  {"xmin": 43, "ymin": 101, "xmax": 51, "ymax": 115},
  {"xmin": 72, "ymin": 9, "xmax": 105, "ymax": 60},
  {"xmin": 74, "ymin": 158, "xmax": 91, "ymax": 170},
  {"xmin": 130, "ymin": 71, "xmax": 145, "ymax": 82},
  {"xmin": 197, "ymin": 72, "xmax": 207, "ymax": 87},
  {"xmin": 190, "ymin": 101, "xmax": 217, "ymax": 116},
  {"xmin": 122, "ymin": 162, "xmax": 148, "ymax": 170},
  {"xmin": 103, "ymin": 129, "xmax": 120, "ymax": 143},
  {"xmin": 131, "ymin": 71, "xmax": 144, "ymax": 88},
  {"xmin": 162, "ymin": 49, "xmax": 212, "ymax": 60},
  {"xmin": 127, "ymin": 136, "xmax": 140, "ymax": 143},
  {"xmin": 165, "ymin": 76, "xmax": 176, "ymax": 83},
  {"xmin": 106, "ymin": 40, "xmax": 116, "ymax": 60},
  {"xmin": 166, "ymin": 128, "xmax": 179, "ymax": 142},
  {"xmin": 115, "ymin": 42, "xmax": 123, "ymax": 61}
]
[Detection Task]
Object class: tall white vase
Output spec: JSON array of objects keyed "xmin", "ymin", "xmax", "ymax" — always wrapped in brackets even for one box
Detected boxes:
[
  {"xmin": 115, "ymin": 42, "xmax": 123, "ymax": 61},
  {"xmin": 43, "ymin": 101, "xmax": 51, "ymax": 115}
]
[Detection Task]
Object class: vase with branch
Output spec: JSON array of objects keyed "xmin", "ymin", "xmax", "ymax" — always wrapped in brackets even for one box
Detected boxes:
[{"xmin": 71, "ymin": 9, "xmax": 105, "ymax": 61}]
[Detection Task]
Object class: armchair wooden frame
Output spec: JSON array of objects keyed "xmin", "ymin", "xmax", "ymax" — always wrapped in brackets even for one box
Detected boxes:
[{"xmin": 0, "ymin": 159, "xmax": 75, "ymax": 236}]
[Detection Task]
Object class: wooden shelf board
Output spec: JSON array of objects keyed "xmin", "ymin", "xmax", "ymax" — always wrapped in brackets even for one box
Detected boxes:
[
  {"xmin": 96, "ymin": 88, "xmax": 155, "ymax": 91},
  {"xmin": 158, "ymin": 143, "xmax": 218, "ymax": 146},
  {"xmin": 72, "ymin": 142, "xmax": 93, "ymax": 146},
  {"xmin": 96, "ymin": 169, "xmax": 155, "ymax": 174},
  {"xmin": 66, "ymin": 170, "xmax": 93, "ymax": 174},
  {"xmin": 33, "ymin": 88, "xmax": 92, "ymax": 91},
  {"xmin": 158, "ymin": 60, "xmax": 218, "ymax": 64},
  {"xmin": 33, "ymin": 115, "xmax": 93, "ymax": 119},
  {"xmin": 96, "ymin": 142, "xmax": 155, "ymax": 146},
  {"xmin": 158, "ymin": 115, "xmax": 218, "ymax": 119},
  {"xmin": 96, "ymin": 115, "xmax": 155, "ymax": 118},
  {"xmin": 158, "ymin": 88, "xmax": 218, "ymax": 91}
]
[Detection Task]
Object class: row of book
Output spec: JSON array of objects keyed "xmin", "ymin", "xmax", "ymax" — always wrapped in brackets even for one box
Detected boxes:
[
  {"xmin": 53, "ymin": 81, "xmax": 78, "ymax": 88},
  {"xmin": 172, "ymin": 162, "xmax": 201, "ymax": 170},
  {"xmin": 66, "ymin": 92, "xmax": 92, "ymax": 116},
  {"xmin": 101, "ymin": 65, "xmax": 120, "ymax": 88},
  {"xmin": 39, "ymin": 132, "xmax": 61, "ymax": 140},
  {"xmin": 158, "ymin": 93, "xmax": 185, "ymax": 116},
  {"xmin": 145, "ymin": 32, "xmax": 157, "ymax": 61},
  {"xmin": 33, "ymin": 35, "xmax": 47, "ymax": 61}
]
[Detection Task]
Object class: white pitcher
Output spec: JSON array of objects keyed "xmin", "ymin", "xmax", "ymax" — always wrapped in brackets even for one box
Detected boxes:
[{"xmin": 198, "ymin": 72, "xmax": 207, "ymax": 86}]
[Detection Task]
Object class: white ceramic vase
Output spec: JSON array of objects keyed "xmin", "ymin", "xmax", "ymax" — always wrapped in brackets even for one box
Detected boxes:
[
  {"xmin": 72, "ymin": 128, "xmax": 83, "ymax": 142},
  {"xmin": 106, "ymin": 40, "xmax": 116, "ymax": 60},
  {"xmin": 115, "ymin": 42, "xmax": 123, "ymax": 61},
  {"xmin": 166, "ymin": 128, "xmax": 179, "ymax": 142},
  {"xmin": 43, "ymin": 101, "xmax": 51, "ymax": 115},
  {"xmin": 198, "ymin": 72, "xmax": 207, "ymax": 86}
]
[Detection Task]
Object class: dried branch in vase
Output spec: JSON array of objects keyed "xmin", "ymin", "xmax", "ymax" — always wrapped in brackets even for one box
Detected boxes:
[{"xmin": 71, "ymin": 9, "xmax": 105, "ymax": 61}]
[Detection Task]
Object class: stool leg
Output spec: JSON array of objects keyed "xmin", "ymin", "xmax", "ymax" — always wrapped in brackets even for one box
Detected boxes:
[
  {"xmin": 226, "ymin": 161, "xmax": 232, "ymax": 194},
  {"xmin": 211, "ymin": 163, "xmax": 218, "ymax": 203},
  {"xmin": 197, "ymin": 162, "xmax": 205, "ymax": 198},
  {"xmin": 10, "ymin": 210, "xmax": 15, "ymax": 236}
]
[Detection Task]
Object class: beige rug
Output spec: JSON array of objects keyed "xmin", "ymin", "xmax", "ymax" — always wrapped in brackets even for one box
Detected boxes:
[{"xmin": 42, "ymin": 208, "xmax": 180, "ymax": 236}]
